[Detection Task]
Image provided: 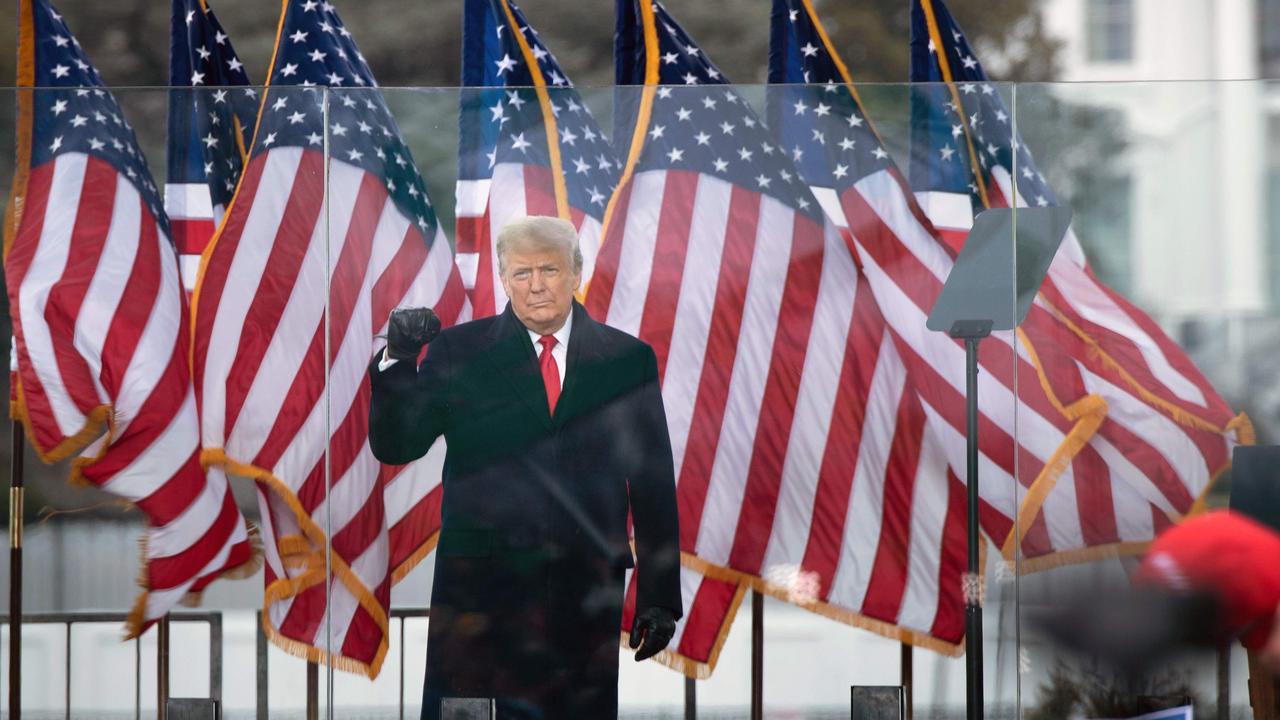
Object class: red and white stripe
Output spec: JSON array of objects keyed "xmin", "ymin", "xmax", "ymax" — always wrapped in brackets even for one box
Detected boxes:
[
  {"xmin": 6, "ymin": 153, "xmax": 255, "ymax": 637},
  {"xmin": 164, "ymin": 181, "xmax": 223, "ymax": 293},
  {"xmin": 993, "ymin": 168, "xmax": 1235, "ymax": 424},
  {"xmin": 922, "ymin": 170, "xmax": 1236, "ymax": 433},
  {"xmin": 455, "ymin": 162, "xmax": 603, "ymax": 317},
  {"xmin": 843, "ymin": 167, "xmax": 1238, "ymax": 564},
  {"xmin": 588, "ymin": 168, "xmax": 969, "ymax": 654},
  {"xmin": 192, "ymin": 147, "xmax": 470, "ymax": 676}
]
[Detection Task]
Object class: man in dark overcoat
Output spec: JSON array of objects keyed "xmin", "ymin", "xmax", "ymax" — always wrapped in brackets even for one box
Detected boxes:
[{"xmin": 368, "ymin": 216, "xmax": 682, "ymax": 720}]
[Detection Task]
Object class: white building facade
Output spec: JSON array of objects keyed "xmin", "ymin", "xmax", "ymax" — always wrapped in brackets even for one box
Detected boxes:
[{"xmin": 1040, "ymin": 0, "xmax": 1275, "ymax": 319}]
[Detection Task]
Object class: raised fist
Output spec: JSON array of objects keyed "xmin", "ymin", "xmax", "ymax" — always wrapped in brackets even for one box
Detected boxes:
[{"xmin": 386, "ymin": 307, "xmax": 441, "ymax": 361}]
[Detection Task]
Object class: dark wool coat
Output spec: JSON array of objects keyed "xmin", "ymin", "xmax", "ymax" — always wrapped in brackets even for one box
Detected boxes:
[{"xmin": 368, "ymin": 301, "xmax": 682, "ymax": 720}]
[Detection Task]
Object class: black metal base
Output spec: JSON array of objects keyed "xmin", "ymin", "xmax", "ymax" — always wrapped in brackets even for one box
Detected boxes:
[{"xmin": 966, "ymin": 604, "xmax": 983, "ymax": 720}]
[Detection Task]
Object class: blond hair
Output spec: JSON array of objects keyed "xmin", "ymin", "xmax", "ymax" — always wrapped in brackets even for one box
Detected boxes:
[{"xmin": 496, "ymin": 216, "xmax": 583, "ymax": 275}]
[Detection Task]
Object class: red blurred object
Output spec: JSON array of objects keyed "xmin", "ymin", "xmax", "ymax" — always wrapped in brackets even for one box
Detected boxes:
[{"xmin": 1136, "ymin": 511, "xmax": 1280, "ymax": 649}]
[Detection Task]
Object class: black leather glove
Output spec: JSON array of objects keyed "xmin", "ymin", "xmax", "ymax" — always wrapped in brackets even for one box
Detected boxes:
[
  {"xmin": 386, "ymin": 307, "xmax": 441, "ymax": 361},
  {"xmin": 629, "ymin": 606, "xmax": 676, "ymax": 661}
]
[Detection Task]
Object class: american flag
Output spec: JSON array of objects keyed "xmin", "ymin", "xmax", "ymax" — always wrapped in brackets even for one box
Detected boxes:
[
  {"xmin": 190, "ymin": 0, "xmax": 470, "ymax": 676},
  {"xmin": 165, "ymin": 0, "xmax": 257, "ymax": 292},
  {"xmin": 907, "ymin": 0, "xmax": 1251, "ymax": 562},
  {"xmin": 772, "ymin": 0, "xmax": 1244, "ymax": 571},
  {"xmin": 456, "ymin": 0, "xmax": 618, "ymax": 316},
  {"xmin": 589, "ymin": 0, "xmax": 970, "ymax": 662},
  {"xmin": 4, "ymin": 0, "xmax": 256, "ymax": 638},
  {"xmin": 773, "ymin": 0, "xmax": 1107, "ymax": 571}
]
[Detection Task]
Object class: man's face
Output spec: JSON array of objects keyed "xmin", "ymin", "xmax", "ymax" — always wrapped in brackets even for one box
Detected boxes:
[{"xmin": 500, "ymin": 245, "xmax": 581, "ymax": 335}]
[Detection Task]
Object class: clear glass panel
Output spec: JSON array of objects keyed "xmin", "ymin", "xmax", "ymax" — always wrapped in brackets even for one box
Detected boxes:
[
  {"xmin": 0, "ymin": 83, "xmax": 272, "ymax": 715},
  {"xmin": 21, "ymin": 78, "xmax": 1275, "ymax": 720},
  {"xmin": 1013, "ymin": 79, "xmax": 1265, "ymax": 720},
  {"xmin": 903, "ymin": 78, "xmax": 1024, "ymax": 720},
  {"xmin": 320, "ymin": 80, "xmax": 1027, "ymax": 719},
  {"xmin": 0, "ymin": 80, "xmax": 1036, "ymax": 719},
  {"xmin": 175, "ymin": 83, "xmax": 333, "ymax": 717},
  {"xmin": 0, "ymin": 84, "xmax": 361, "ymax": 716}
]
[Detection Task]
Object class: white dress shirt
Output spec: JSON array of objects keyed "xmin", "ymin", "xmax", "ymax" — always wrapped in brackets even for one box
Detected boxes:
[{"xmin": 378, "ymin": 311, "xmax": 573, "ymax": 386}]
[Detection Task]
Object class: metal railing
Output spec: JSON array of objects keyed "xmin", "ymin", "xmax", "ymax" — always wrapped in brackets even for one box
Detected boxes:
[
  {"xmin": 254, "ymin": 607, "xmax": 430, "ymax": 720},
  {"xmin": 6, "ymin": 604, "xmax": 738, "ymax": 720},
  {"xmin": 0, "ymin": 611, "xmax": 222, "ymax": 720},
  {"xmin": 9, "ymin": 605, "xmax": 715, "ymax": 720}
]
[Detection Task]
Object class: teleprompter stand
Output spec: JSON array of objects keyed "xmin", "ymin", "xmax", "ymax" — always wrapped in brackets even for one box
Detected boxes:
[{"xmin": 926, "ymin": 206, "xmax": 1072, "ymax": 720}]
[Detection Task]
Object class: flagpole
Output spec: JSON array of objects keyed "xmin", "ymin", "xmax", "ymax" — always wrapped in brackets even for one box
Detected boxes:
[
  {"xmin": 900, "ymin": 642, "xmax": 913, "ymax": 720},
  {"xmin": 158, "ymin": 615, "xmax": 171, "ymax": 720},
  {"xmin": 684, "ymin": 676, "xmax": 696, "ymax": 720},
  {"xmin": 306, "ymin": 660, "xmax": 319, "ymax": 720},
  {"xmin": 751, "ymin": 589, "xmax": 763, "ymax": 720},
  {"xmin": 9, "ymin": 419, "xmax": 25, "ymax": 718}
]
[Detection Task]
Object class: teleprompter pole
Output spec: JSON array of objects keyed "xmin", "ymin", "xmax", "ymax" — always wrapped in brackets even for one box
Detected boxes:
[
  {"xmin": 962, "ymin": 333, "xmax": 986, "ymax": 720},
  {"xmin": 925, "ymin": 206, "xmax": 1071, "ymax": 720}
]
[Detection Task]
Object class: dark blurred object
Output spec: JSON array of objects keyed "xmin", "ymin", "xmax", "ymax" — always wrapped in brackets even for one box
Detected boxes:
[
  {"xmin": 851, "ymin": 686, "xmax": 904, "ymax": 720},
  {"xmin": 1137, "ymin": 694, "xmax": 1194, "ymax": 714},
  {"xmin": 440, "ymin": 697, "xmax": 495, "ymax": 720},
  {"xmin": 1138, "ymin": 511, "xmax": 1280, "ymax": 652},
  {"xmin": 165, "ymin": 698, "xmax": 219, "ymax": 720},
  {"xmin": 1032, "ymin": 585, "xmax": 1224, "ymax": 675},
  {"xmin": 1248, "ymin": 651, "xmax": 1280, "ymax": 720},
  {"xmin": 386, "ymin": 306, "xmax": 441, "ymax": 361},
  {"xmin": 1026, "ymin": 661, "xmax": 1204, "ymax": 720},
  {"xmin": 1231, "ymin": 446, "xmax": 1280, "ymax": 533}
]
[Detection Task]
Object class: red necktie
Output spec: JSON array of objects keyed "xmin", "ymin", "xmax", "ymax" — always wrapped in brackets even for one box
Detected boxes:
[{"xmin": 538, "ymin": 335, "xmax": 560, "ymax": 414}]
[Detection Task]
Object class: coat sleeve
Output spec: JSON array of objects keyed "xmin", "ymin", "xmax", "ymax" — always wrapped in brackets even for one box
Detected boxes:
[
  {"xmin": 367, "ymin": 333, "xmax": 452, "ymax": 465},
  {"xmin": 628, "ymin": 344, "xmax": 684, "ymax": 619}
]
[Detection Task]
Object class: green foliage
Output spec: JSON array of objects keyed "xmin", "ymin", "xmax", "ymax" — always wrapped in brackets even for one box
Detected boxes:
[
  {"xmin": 809, "ymin": 0, "xmax": 1061, "ymax": 82},
  {"xmin": 2, "ymin": 0, "xmax": 1052, "ymax": 89}
]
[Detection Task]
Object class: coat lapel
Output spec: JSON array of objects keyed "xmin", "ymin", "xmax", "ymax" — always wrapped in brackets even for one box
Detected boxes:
[
  {"xmin": 554, "ymin": 301, "xmax": 605, "ymax": 427},
  {"xmin": 483, "ymin": 304, "xmax": 554, "ymax": 430}
]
